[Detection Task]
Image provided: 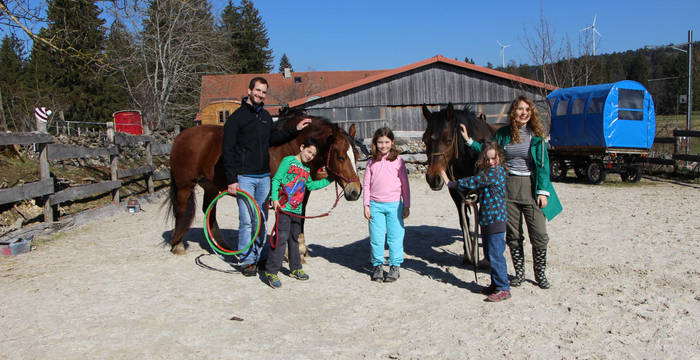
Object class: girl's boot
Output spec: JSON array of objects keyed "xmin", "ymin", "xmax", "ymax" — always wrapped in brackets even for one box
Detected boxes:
[
  {"xmin": 509, "ymin": 245, "xmax": 525, "ymax": 287},
  {"xmin": 533, "ymin": 248, "xmax": 551, "ymax": 289}
]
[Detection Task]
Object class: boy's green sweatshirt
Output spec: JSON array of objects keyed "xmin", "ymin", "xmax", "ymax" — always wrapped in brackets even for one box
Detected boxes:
[{"xmin": 271, "ymin": 155, "xmax": 332, "ymax": 214}]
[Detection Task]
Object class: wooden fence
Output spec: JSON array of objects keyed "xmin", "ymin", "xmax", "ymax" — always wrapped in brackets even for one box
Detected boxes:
[
  {"xmin": 0, "ymin": 118, "xmax": 175, "ymax": 223},
  {"xmin": 647, "ymin": 130, "xmax": 700, "ymax": 171}
]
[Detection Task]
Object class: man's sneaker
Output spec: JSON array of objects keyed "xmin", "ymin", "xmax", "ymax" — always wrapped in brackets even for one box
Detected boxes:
[
  {"xmin": 289, "ymin": 269, "xmax": 309, "ymax": 281},
  {"xmin": 486, "ymin": 290, "xmax": 511, "ymax": 302},
  {"xmin": 265, "ymin": 272, "xmax": 282, "ymax": 288},
  {"xmin": 371, "ymin": 266, "xmax": 384, "ymax": 282},
  {"xmin": 384, "ymin": 266, "xmax": 400, "ymax": 283},
  {"xmin": 241, "ymin": 264, "xmax": 257, "ymax": 277}
]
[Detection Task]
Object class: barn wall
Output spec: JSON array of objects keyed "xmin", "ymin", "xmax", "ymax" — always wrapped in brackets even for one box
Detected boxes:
[
  {"xmin": 201, "ymin": 102, "xmax": 240, "ymax": 126},
  {"xmin": 301, "ymin": 64, "xmax": 550, "ymax": 138}
]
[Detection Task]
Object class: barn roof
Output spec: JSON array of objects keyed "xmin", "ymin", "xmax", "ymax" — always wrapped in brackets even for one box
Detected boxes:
[
  {"xmin": 198, "ymin": 70, "xmax": 386, "ymax": 116},
  {"xmin": 287, "ymin": 55, "xmax": 558, "ymax": 108}
]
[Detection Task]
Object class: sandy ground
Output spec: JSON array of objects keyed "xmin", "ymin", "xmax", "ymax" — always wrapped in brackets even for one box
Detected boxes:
[{"xmin": 1, "ymin": 176, "xmax": 699, "ymax": 359}]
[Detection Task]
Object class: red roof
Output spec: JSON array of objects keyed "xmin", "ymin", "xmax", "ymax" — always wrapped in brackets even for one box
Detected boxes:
[
  {"xmin": 287, "ymin": 55, "xmax": 558, "ymax": 108},
  {"xmin": 199, "ymin": 70, "xmax": 386, "ymax": 116}
]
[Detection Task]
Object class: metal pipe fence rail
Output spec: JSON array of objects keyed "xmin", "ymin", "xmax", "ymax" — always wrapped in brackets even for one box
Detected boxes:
[{"xmin": 0, "ymin": 118, "xmax": 178, "ymax": 223}]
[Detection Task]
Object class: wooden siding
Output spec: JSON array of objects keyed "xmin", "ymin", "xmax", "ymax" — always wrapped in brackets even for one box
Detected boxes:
[
  {"xmin": 201, "ymin": 101, "xmax": 240, "ymax": 126},
  {"xmin": 300, "ymin": 63, "xmax": 550, "ymax": 138}
]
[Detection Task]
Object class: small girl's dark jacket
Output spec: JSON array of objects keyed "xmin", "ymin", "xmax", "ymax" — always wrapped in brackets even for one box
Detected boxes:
[{"xmin": 447, "ymin": 166, "xmax": 507, "ymax": 234}]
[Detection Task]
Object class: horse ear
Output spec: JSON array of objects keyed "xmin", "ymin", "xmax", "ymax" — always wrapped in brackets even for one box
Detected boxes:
[
  {"xmin": 479, "ymin": 112, "xmax": 487, "ymax": 123},
  {"xmin": 348, "ymin": 123, "xmax": 356, "ymax": 138},
  {"xmin": 422, "ymin": 104, "xmax": 431, "ymax": 121}
]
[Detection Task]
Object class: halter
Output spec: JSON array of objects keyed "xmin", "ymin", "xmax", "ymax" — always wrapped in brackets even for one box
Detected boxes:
[{"xmin": 429, "ymin": 125, "xmax": 462, "ymax": 181}]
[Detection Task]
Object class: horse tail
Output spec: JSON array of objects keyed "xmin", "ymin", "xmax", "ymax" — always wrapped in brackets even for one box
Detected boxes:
[{"xmin": 164, "ymin": 169, "xmax": 196, "ymax": 231}]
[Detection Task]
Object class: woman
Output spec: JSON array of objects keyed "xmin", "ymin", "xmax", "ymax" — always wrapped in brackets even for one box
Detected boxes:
[{"xmin": 461, "ymin": 95, "xmax": 562, "ymax": 289}]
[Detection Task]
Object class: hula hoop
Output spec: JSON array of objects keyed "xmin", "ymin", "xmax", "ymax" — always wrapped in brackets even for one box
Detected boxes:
[{"xmin": 203, "ymin": 190, "xmax": 262, "ymax": 256}]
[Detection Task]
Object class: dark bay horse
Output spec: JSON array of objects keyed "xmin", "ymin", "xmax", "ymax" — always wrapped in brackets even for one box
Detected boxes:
[
  {"xmin": 421, "ymin": 104, "xmax": 496, "ymax": 265},
  {"xmin": 167, "ymin": 110, "xmax": 362, "ymax": 255}
]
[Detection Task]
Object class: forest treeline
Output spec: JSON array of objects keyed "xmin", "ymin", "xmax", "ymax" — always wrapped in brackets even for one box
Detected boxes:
[
  {"xmin": 493, "ymin": 42, "xmax": 699, "ymax": 116},
  {"xmin": 1, "ymin": 0, "xmax": 697, "ymax": 133}
]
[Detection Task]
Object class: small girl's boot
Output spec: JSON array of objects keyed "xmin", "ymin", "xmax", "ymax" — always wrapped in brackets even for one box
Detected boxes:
[
  {"xmin": 533, "ymin": 248, "xmax": 551, "ymax": 289},
  {"xmin": 509, "ymin": 245, "xmax": 525, "ymax": 287}
]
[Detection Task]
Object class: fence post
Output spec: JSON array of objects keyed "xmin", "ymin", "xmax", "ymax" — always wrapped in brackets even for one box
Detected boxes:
[
  {"xmin": 36, "ymin": 116, "xmax": 54, "ymax": 222},
  {"xmin": 673, "ymin": 129, "xmax": 679, "ymax": 173},
  {"xmin": 143, "ymin": 123, "xmax": 154, "ymax": 194},
  {"xmin": 107, "ymin": 122, "xmax": 120, "ymax": 204}
]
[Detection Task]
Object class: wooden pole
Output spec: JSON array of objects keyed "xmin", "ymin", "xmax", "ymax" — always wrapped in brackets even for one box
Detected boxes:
[
  {"xmin": 107, "ymin": 122, "xmax": 119, "ymax": 204},
  {"xmin": 36, "ymin": 115, "xmax": 54, "ymax": 222}
]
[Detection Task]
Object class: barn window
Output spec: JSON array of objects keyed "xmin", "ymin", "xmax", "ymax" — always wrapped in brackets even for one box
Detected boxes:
[
  {"xmin": 555, "ymin": 100, "xmax": 569, "ymax": 117},
  {"xmin": 219, "ymin": 111, "xmax": 224, "ymax": 123},
  {"xmin": 294, "ymin": 76, "xmax": 302, "ymax": 83},
  {"xmin": 588, "ymin": 97, "xmax": 605, "ymax": 114},
  {"xmin": 571, "ymin": 98, "xmax": 585, "ymax": 115}
]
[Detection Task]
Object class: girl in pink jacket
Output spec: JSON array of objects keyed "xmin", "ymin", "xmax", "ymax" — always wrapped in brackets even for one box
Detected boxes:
[{"xmin": 363, "ymin": 127, "xmax": 410, "ymax": 283}]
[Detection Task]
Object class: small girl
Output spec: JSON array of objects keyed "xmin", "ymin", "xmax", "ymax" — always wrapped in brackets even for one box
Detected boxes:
[
  {"xmin": 363, "ymin": 127, "xmax": 410, "ymax": 283},
  {"xmin": 440, "ymin": 141, "xmax": 511, "ymax": 302},
  {"xmin": 264, "ymin": 138, "xmax": 333, "ymax": 289}
]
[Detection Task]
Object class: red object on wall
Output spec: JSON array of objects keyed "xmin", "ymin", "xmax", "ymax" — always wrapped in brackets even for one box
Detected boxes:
[{"xmin": 113, "ymin": 110, "xmax": 143, "ymax": 135}]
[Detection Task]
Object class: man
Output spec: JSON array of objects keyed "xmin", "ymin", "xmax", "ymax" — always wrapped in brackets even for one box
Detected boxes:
[{"xmin": 222, "ymin": 77, "xmax": 311, "ymax": 276}]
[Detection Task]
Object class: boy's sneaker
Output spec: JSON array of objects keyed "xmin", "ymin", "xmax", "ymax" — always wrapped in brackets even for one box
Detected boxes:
[
  {"xmin": 486, "ymin": 290, "xmax": 511, "ymax": 302},
  {"xmin": 264, "ymin": 272, "xmax": 282, "ymax": 289},
  {"xmin": 371, "ymin": 266, "xmax": 384, "ymax": 282},
  {"xmin": 289, "ymin": 269, "xmax": 309, "ymax": 281},
  {"xmin": 241, "ymin": 264, "xmax": 257, "ymax": 277},
  {"xmin": 384, "ymin": 266, "xmax": 400, "ymax": 282}
]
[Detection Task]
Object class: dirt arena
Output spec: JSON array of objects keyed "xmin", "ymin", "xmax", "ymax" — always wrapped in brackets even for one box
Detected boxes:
[{"xmin": 1, "ymin": 176, "xmax": 698, "ymax": 359}]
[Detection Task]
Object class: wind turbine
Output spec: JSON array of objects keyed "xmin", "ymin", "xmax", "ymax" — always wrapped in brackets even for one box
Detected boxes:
[
  {"xmin": 497, "ymin": 40, "xmax": 511, "ymax": 68},
  {"xmin": 580, "ymin": 14, "xmax": 603, "ymax": 55}
]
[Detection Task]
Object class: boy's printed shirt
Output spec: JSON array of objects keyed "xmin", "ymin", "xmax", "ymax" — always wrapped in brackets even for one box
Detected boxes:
[{"xmin": 271, "ymin": 155, "xmax": 331, "ymax": 214}]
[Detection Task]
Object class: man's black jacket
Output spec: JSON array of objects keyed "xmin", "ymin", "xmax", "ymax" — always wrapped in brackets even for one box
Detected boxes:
[{"xmin": 222, "ymin": 98, "xmax": 299, "ymax": 184}]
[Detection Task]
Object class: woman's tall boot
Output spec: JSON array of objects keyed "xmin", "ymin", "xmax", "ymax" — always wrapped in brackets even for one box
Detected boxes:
[
  {"xmin": 509, "ymin": 245, "xmax": 525, "ymax": 287},
  {"xmin": 533, "ymin": 248, "xmax": 551, "ymax": 289}
]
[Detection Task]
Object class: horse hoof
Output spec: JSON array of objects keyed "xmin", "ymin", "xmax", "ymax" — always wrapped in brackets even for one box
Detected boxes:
[{"xmin": 171, "ymin": 243, "xmax": 186, "ymax": 255}]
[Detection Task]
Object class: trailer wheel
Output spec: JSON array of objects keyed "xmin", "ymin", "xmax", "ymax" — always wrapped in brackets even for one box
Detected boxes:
[
  {"xmin": 621, "ymin": 166, "xmax": 642, "ymax": 183},
  {"xmin": 550, "ymin": 159, "xmax": 566, "ymax": 181},
  {"xmin": 586, "ymin": 162, "xmax": 606, "ymax": 184}
]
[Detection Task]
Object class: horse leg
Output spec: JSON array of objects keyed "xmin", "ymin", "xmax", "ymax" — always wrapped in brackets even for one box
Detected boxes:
[
  {"xmin": 298, "ymin": 192, "xmax": 311, "ymax": 263},
  {"xmin": 449, "ymin": 189, "xmax": 470, "ymax": 265},
  {"xmin": 202, "ymin": 187, "xmax": 224, "ymax": 248},
  {"xmin": 170, "ymin": 183, "xmax": 196, "ymax": 255}
]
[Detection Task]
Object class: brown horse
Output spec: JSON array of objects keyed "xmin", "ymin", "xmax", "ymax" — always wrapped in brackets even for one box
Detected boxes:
[
  {"xmin": 167, "ymin": 110, "xmax": 362, "ymax": 255},
  {"xmin": 422, "ymin": 104, "xmax": 495, "ymax": 265}
]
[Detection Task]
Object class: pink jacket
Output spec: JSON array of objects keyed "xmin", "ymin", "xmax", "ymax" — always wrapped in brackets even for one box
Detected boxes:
[{"xmin": 363, "ymin": 154, "xmax": 410, "ymax": 208}]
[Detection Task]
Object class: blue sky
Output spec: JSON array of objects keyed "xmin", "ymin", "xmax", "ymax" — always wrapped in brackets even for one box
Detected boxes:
[{"xmin": 231, "ymin": 0, "xmax": 699, "ymax": 72}]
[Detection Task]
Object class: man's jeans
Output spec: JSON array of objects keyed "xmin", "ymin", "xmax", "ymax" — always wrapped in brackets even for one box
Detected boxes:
[{"xmin": 236, "ymin": 175, "xmax": 270, "ymax": 265}]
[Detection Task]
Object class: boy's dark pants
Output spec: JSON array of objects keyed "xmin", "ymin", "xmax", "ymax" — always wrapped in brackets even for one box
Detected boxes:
[{"xmin": 265, "ymin": 212, "xmax": 303, "ymax": 274}]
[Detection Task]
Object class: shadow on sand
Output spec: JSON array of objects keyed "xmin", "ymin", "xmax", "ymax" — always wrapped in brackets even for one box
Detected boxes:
[{"xmin": 308, "ymin": 225, "xmax": 488, "ymax": 292}]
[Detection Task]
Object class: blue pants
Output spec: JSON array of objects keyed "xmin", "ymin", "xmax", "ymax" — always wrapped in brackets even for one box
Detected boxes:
[
  {"xmin": 236, "ymin": 175, "xmax": 270, "ymax": 266},
  {"xmin": 368, "ymin": 201, "xmax": 405, "ymax": 267},
  {"xmin": 485, "ymin": 232, "xmax": 510, "ymax": 291}
]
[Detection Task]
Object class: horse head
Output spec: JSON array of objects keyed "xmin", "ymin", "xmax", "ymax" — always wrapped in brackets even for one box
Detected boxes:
[
  {"xmin": 422, "ymin": 103, "xmax": 492, "ymax": 191},
  {"xmin": 276, "ymin": 113, "xmax": 362, "ymax": 201},
  {"xmin": 325, "ymin": 123, "xmax": 362, "ymax": 201}
]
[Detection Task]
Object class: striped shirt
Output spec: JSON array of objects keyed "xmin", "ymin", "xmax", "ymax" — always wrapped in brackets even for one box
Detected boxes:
[{"xmin": 504, "ymin": 126, "xmax": 532, "ymax": 176}]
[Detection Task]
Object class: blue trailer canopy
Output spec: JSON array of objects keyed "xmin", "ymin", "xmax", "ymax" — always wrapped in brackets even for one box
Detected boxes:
[{"xmin": 547, "ymin": 80, "xmax": 655, "ymax": 150}]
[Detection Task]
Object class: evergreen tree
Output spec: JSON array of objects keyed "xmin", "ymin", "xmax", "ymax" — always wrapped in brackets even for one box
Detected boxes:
[
  {"xmin": 219, "ymin": 0, "xmax": 273, "ymax": 73},
  {"xmin": 0, "ymin": 34, "xmax": 26, "ymax": 131},
  {"xmin": 626, "ymin": 53, "xmax": 649, "ymax": 85},
  {"xmin": 279, "ymin": 53, "xmax": 292, "ymax": 73},
  {"xmin": 28, "ymin": 0, "xmax": 111, "ymax": 123}
]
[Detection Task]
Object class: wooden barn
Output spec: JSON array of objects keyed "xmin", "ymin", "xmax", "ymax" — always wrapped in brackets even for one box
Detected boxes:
[
  {"xmin": 287, "ymin": 55, "xmax": 557, "ymax": 138},
  {"xmin": 197, "ymin": 55, "xmax": 556, "ymax": 138}
]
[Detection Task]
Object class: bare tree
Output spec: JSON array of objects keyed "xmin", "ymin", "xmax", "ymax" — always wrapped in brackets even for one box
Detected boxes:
[{"xmin": 120, "ymin": 0, "xmax": 228, "ymax": 129}]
